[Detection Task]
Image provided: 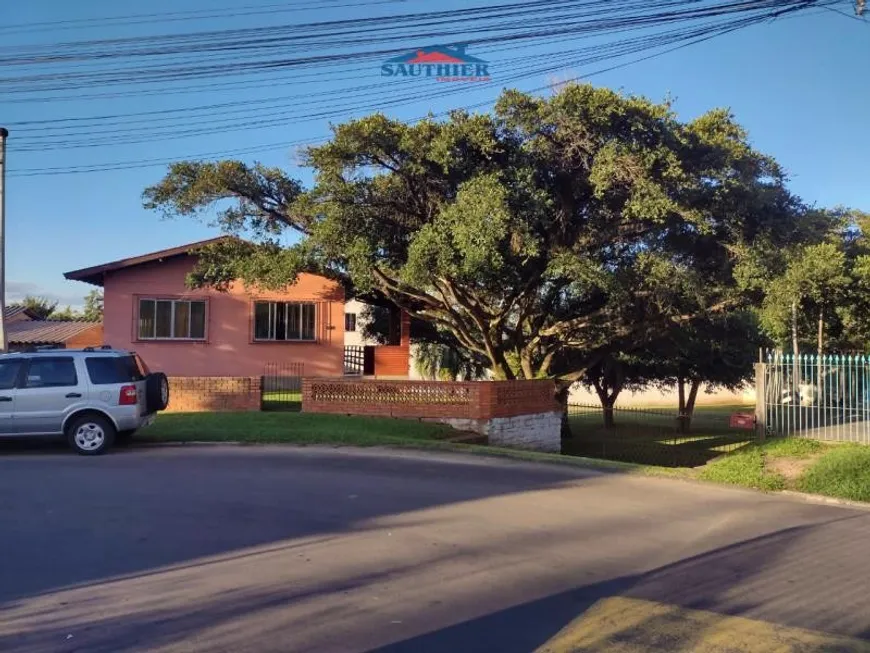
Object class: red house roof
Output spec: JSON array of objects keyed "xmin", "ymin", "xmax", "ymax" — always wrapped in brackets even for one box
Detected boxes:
[{"xmin": 64, "ymin": 236, "xmax": 233, "ymax": 287}]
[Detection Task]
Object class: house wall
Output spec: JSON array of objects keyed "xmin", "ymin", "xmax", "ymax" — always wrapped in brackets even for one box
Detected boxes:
[
  {"xmin": 373, "ymin": 311, "xmax": 410, "ymax": 378},
  {"xmin": 66, "ymin": 324, "xmax": 104, "ymax": 349},
  {"xmin": 343, "ymin": 299, "xmax": 370, "ymax": 347},
  {"xmin": 103, "ymin": 257, "xmax": 345, "ymax": 377}
]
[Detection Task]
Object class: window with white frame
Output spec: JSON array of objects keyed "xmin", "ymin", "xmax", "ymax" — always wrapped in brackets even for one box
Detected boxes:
[
  {"xmin": 138, "ymin": 299, "xmax": 207, "ymax": 340},
  {"xmin": 254, "ymin": 302, "xmax": 316, "ymax": 342}
]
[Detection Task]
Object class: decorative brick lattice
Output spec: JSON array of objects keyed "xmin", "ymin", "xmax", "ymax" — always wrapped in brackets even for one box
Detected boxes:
[
  {"xmin": 303, "ymin": 378, "xmax": 557, "ymax": 421},
  {"xmin": 311, "ymin": 381, "xmax": 473, "ymax": 405}
]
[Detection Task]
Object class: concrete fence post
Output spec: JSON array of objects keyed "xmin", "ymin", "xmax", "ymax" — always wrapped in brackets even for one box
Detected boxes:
[{"xmin": 754, "ymin": 362, "xmax": 767, "ymax": 441}]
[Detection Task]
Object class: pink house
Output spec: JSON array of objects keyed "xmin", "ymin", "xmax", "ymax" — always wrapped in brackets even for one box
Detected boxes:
[{"xmin": 64, "ymin": 238, "xmax": 346, "ymax": 378}]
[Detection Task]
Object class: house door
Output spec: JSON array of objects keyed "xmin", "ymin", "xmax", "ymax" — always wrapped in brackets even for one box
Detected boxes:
[{"xmin": 363, "ymin": 346, "xmax": 375, "ymax": 376}]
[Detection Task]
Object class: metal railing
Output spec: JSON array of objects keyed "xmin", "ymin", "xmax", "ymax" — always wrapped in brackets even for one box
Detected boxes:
[
  {"xmin": 344, "ymin": 346, "xmax": 365, "ymax": 375},
  {"xmin": 262, "ymin": 362, "xmax": 304, "ymax": 411},
  {"xmin": 566, "ymin": 404, "xmax": 756, "ymax": 468},
  {"xmin": 761, "ymin": 352, "xmax": 870, "ymax": 443}
]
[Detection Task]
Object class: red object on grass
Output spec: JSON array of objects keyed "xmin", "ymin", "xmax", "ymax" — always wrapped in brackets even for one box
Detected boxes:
[{"xmin": 730, "ymin": 413, "xmax": 755, "ymax": 430}]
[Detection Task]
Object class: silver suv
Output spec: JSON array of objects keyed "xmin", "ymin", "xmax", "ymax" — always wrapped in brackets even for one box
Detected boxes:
[{"xmin": 0, "ymin": 347, "xmax": 169, "ymax": 455}]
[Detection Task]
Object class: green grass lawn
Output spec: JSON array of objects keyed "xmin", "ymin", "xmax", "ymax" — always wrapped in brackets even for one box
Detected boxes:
[
  {"xmin": 697, "ymin": 437, "xmax": 822, "ymax": 491},
  {"xmin": 797, "ymin": 444, "xmax": 870, "ymax": 502},
  {"xmin": 139, "ymin": 411, "xmax": 456, "ymax": 446},
  {"xmin": 566, "ymin": 404, "xmax": 756, "ymax": 467}
]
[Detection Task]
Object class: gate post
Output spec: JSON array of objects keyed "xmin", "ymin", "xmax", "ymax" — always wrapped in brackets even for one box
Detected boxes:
[{"xmin": 754, "ymin": 362, "xmax": 767, "ymax": 441}]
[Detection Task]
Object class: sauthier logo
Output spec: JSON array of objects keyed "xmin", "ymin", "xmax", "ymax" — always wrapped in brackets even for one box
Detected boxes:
[{"xmin": 381, "ymin": 44, "xmax": 491, "ymax": 82}]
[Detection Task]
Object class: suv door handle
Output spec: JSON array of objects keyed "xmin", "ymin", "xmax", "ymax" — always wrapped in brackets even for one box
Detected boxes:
[
  {"xmin": 65, "ymin": 393, "xmax": 82, "ymax": 399},
  {"xmin": 0, "ymin": 396, "xmax": 11, "ymax": 402}
]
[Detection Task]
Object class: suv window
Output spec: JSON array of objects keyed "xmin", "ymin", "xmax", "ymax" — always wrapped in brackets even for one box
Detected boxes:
[
  {"xmin": 24, "ymin": 357, "xmax": 78, "ymax": 388},
  {"xmin": 86, "ymin": 356, "xmax": 145, "ymax": 385},
  {"xmin": 0, "ymin": 359, "xmax": 22, "ymax": 390}
]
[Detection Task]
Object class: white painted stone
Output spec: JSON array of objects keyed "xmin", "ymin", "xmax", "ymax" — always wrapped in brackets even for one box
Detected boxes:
[
  {"xmin": 424, "ymin": 411, "xmax": 562, "ymax": 453},
  {"xmin": 486, "ymin": 411, "xmax": 562, "ymax": 453}
]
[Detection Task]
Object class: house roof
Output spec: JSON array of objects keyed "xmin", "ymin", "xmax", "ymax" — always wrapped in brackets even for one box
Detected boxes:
[
  {"xmin": 4, "ymin": 306, "xmax": 39, "ymax": 321},
  {"xmin": 64, "ymin": 236, "xmax": 233, "ymax": 287},
  {"xmin": 8, "ymin": 320, "xmax": 101, "ymax": 345}
]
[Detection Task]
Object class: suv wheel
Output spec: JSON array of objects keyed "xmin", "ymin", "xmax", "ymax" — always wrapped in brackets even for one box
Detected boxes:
[
  {"xmin": 67, "ymin": 414, "xmax": 116, "ymax": 456},
  {"xmin": 146, "ymin": 373, "xmax": 170, "ymax": 412}
]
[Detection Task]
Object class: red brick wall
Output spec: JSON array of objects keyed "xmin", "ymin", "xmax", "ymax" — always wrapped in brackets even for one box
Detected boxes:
[
  {"xmin": 166, "ymin": 376, "xmax": 262, "ymax": 413},
  {"xmin": 373, "ymin": 346, "xmax": 410, "ymax": 377},
  {"xmin": 301, "ymin": 378, "xmax": 557, "ymax": 420},
  {"xmin": 66, "ymin": 324, "xmax": 104, "ymax": 349}
]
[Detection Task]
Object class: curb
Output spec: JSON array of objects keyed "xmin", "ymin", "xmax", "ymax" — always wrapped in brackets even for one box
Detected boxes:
[
  {"xmin": 130, "ymin": 440, "xmax": 628, "ymax": 472},
  {"xmin": 135, "ymin": 441, "xmax": 248, "ymax": 448},
  {"xmin": 779, "ymin": 490, "xmax": 870, "ymax": 511}
]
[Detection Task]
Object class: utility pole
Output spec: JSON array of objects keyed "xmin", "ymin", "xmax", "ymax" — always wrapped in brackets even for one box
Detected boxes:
[{"xmin": 0, "ymin": 127, "xmax": 8, "ymax": 353}]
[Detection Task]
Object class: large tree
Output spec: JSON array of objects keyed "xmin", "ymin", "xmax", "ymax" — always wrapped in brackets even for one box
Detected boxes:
[{"xmin": 144, "ymin": 83, "xmax": 811, "ymax": 404}]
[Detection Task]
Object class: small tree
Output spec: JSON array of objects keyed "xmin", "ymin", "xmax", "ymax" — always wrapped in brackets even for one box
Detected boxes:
[
  {"xmin": 580, "ymin": 354, "xmax": 653, "ymax": 429},
  {"xmin": 653, "ymin": 312, "xmax": 765, "ymax": 432},
  {"xmin": 82, "ymin": 289, "xmax": 104, "ymax": 322},
  {"xmin": 18, "ymin": 296, "xmax": 57, "ymax": 320}
]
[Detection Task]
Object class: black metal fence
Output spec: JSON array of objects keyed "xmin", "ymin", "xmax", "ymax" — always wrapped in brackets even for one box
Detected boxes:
[
  {"xmin": 262, "ymin": 362, "xmax": 304, "ymax": 411},
  {"xmin": 565, "ymin": 404, "xmax": 757, "ymax": 467}
]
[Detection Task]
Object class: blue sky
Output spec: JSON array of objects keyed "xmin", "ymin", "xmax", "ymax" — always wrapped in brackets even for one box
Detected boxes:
[{"xmin": 3, "ymin": 1, "xmax": 869, "ymax": 308}]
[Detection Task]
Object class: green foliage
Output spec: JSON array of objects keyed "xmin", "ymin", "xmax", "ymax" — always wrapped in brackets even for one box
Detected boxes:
[
  {"xmin": 797, "ymin": 444, "xmax": 870, "ymax": 502},
  {"xmin": 413, "ymin": 341, "xmax": 487, "ymax": 381},
  {"xmin": 17, "ymin": 296, "xmax": 58, "ymax": 320},
  {"xmin": 82, "ymin": 289, "xmax": 103, "ymax": 322},
  {"xmin": 759, "ymin": 209, "xmax": 870, "ymax": 353},
  {"xmin": 50, "ymin": 306, "xmax": 81, "ymax": 321},
  {"xmin": 145, "ymin": 83, "xmax": 811, "ymax": 383}
]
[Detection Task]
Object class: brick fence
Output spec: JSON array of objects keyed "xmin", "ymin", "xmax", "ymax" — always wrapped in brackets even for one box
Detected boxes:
[
  {"xmin": 166, "ymin": 377, "xmax": 262, "ymax": 413},
  {"xmin": 302, "ymin": 378, "xmax": 562, "ymax": 452}
]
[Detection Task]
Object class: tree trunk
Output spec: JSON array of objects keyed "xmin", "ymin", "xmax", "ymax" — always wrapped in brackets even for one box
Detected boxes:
[
  {"xmin": 679, "ymin": 379, "xmax": 701, "ymax": 434},
  {"xmin": 592, "ymin": 378, "xmax": 623, "ymax": 430},
  {"xmin": 603, "ymin": 401, "xmax": 615, "ymax": 429},
  {"xmin": 677, "ymin": 378, "xmax": 687, "ymax": 433}
]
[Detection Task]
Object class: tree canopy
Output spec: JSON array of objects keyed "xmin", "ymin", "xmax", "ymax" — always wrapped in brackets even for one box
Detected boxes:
[
  {"xmin": 16, "ymin": 296, "xmax": 58, "ymax": 320},
  {"xmin": 144, "ymin": 83, "xmax": 816, "ymax": 389}
]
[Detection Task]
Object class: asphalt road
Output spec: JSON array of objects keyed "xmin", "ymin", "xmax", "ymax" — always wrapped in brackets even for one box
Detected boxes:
[{"xmin": 1, "ymin": 445, "xmax": 870, "ymax": 652}]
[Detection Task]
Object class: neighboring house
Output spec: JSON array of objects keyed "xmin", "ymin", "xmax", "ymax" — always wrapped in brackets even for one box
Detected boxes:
[
  {"xmin": 7, "ymin": 320, "xmax": 103, "ymax": 352},
  {"xmin": 5, "ymin": 306, "xmax": 39, "ymax": 324},
  {"xmin": 343, "ymin": 299, "xmax": 368, "ymax": 348},
  {"xmin": 64, "ymin": 237, "xmax": 347, "ymax": 378},
  {"xmin": 3, "ymin": 305, "xmax": 103, "ymax": 351},
  {"xmin": 343, "ymin": 299, "xmax": 411, "ymax": 378}
]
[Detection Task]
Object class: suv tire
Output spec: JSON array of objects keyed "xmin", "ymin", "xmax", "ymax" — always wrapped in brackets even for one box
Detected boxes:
[
  {"xmin": 67, "ymin": 413, "xmax": 116, "ymax": 456},
  {"xmin": 146, "ymin": 372, "xmax": 170, "ymax": 412}
]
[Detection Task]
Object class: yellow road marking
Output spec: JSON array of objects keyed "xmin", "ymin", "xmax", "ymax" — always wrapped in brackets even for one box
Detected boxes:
[{"xmin": 536, "ymin": 596, "xmax": 870, "ymax": 652}]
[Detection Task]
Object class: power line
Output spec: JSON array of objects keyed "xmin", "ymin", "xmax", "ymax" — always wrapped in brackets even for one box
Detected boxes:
[{"xmin": 3, "ymin": 0, "xmax": 851, "ymax": 177}]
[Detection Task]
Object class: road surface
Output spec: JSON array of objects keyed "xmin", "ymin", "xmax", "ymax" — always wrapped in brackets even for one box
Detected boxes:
[{"xmin": 1, "ymin": 445, "xmax": 869, "ymax": 652}]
